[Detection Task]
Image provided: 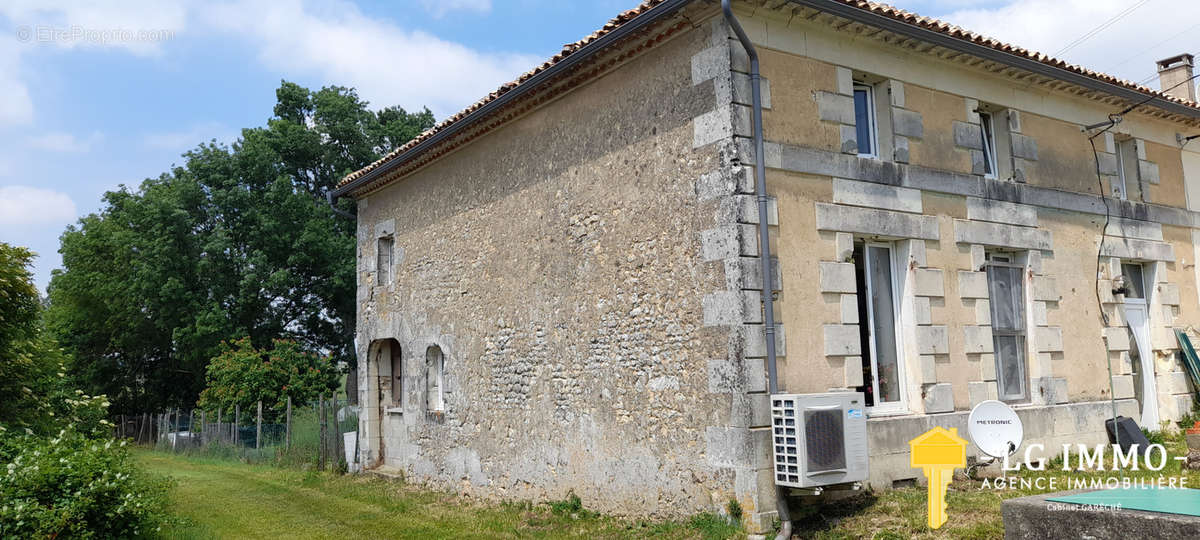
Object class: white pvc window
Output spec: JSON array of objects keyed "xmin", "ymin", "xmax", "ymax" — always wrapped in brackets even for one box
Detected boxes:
[
  {"xmin": 853, "ymin": 83, "xmax": 878, "ymax": 158},
  {"xmin": 855, "ymin": 242, "xmax": 906, "ymax": 412},
  {"xmin": 986, "ymin": 253, "xmax": 1028, "ymax": 402},
  {"xmin": 980, "ymin": 112, "xmax": 998, "ymax": 179}
]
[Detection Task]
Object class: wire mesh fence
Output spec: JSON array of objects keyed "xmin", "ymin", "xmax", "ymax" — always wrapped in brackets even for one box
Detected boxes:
[{"xmin": 118, "ymin": 392, "xmax": 360, "ymax": 472}]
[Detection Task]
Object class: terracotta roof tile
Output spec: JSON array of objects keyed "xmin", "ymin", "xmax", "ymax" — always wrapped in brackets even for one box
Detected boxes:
[{"xmin": 339, "ymin": 0, "xmax": 1199, "ymax": 191}]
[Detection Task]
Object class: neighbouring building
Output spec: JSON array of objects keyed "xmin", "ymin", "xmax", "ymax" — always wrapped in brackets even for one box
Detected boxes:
[{"xmin": 332, "ymin": 0, "xmax": 1200, "ymax": 533}]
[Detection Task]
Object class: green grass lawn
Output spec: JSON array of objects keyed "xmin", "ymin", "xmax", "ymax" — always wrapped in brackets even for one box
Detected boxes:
[{"xmin": 136, "ymin": 450, "xmax": 742, "ymax": 539}]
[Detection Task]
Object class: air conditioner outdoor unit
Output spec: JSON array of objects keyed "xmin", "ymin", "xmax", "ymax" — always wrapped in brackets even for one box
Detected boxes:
[{"xmin": 771, "ymin": 392, "xmax": 869, "ymax": 488}]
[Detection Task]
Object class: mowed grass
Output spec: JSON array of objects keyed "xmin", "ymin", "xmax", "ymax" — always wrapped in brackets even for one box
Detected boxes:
[{"xmin": 136, "ymin": 449, "xmax": 742, "ymax": 539}]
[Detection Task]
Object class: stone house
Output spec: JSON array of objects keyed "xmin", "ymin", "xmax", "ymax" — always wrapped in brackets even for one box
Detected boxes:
[{"xmin": 330, "ymin": 0, "xmax": 1200, "ymax": 533}]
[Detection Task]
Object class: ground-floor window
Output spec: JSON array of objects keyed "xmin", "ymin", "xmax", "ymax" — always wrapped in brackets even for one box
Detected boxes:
[
  {"xmin": 853, "ymin": 242, "xmax": 906, "ymax": 412},
  {"xmin": 986, "ymin": 252, "xmax": 1028, "ymax": 402}
]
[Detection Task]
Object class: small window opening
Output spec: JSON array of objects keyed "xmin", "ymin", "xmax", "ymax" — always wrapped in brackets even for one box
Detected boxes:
[
  {"xmin": 986, "ymin": 252, "xmax": 1028, "ymax": 402},
  {"xmin": 377, "ymin": 236, "xmax": 393, "ymax": 285},
  {"xmin": 1120, "ymin": 262, "xmax": 1146, "ymax": 299},
  {"xmin": 979, "ymin": 111, "xmax": 998, "ymax": 178},
  {"xmin": 426, "ymin": 346, "xmax": 444, "ymax": 412},
  {"xmin": 853, "ymin": 82, "xmax": 877, "ymax": 158},
  {"xmin": 1115, "ymin": 138, "xmax": 1138, "ymax": 200},
  {"xmin": 390, "ymin": 343, "xmax": 403, "ymax": 405}
]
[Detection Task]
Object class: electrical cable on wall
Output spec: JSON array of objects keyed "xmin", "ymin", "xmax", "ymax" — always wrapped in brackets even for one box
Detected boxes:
[{"xmin": 1081, "ymin": 70, "xmax": 1200, "ymax": 445}]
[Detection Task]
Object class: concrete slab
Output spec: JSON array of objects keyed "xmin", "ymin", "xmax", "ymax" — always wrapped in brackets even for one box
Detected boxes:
[{"xmin": 1003, "ymin": 490, "xmax": 1200, "ymax": 539}]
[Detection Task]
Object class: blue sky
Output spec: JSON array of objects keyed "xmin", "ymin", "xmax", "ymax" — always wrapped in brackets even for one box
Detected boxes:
[{"xmin": 1, "ymin": 0, "xmax": 1195, "ymax": 293}]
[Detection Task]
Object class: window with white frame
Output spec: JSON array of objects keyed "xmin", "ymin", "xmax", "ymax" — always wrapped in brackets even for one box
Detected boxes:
[
  {"xmin": 986, "ymin": 252, "xmax": 1028, "ymax": 402},
  {"xmin": 426, "ymin": 345, "xmax": 444, "ymax": 412},
  {"xmin": 1114, "ymin": 138, "xmax": 1138, "ymax": 200},
  {"xmin": 853, "ymin": 82, "xmax": 878, "ymax": 158},
  {"xmin": 852, "ymin": 241, "xmax": 906, "ymax": 412},
  {"xmin": 979, "ymin": 111, "xmax": 999, "ymax": 178},
  {"xmin": 377, "ymin": 236, "xmax": 394, "ymax": 285}
]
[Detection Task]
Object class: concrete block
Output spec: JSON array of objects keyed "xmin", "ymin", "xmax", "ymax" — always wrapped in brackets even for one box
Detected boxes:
[
  {"xmin": 1032, "ymin": 301, "xmax": 1048, "ymax": 326},
  {"xmin": 892, "ymin": 108, "xmax": 923, "ymax": 139},
  {"xmin": 954, "ymin": 219, "xmax": 1052, "ymax": 251},
  {"xmin": 1135, "ymin": 139, "xmax": 1147, "ymax": 160},
  {"xmin": 970, "ymin": 244, "xmax": 986, "ymax": 271},
  {"xmin": 1010, "ymin": 132, "xmax": 1039, "ymax": 160},
  {"xmin": 703, "ymin": 290, "xmax": 762, "ymax": 326},
  {"xmin": 693, "ymin": 106, "xmax": 733, "ymax": 148},
  {"xmin": 963, "ymin": 325, "xmax": 994, "ymax": 353},
  {"xmin": 815, "ymin": 203, "xmax": 940, "ymax": 240},
  {"xmin": 899, "ymin": 238, "xmax": 926, "ymax": 267},
  {"xmin": 980, "ymin": 353, "xmax": 996, "ymax": 381},
  {"xmin": 731, "ymin": 72, "xmax": 771, "ymax": 109},
  {"xmin": 966, "ymin": 197, "xmax": 1038, "ymax": 227},
  {"xmin": 893, "ymin": 135, "xmax": 910, "ymax": 163},
  {"xmin": 958, "ymin": 271, "xmax": 989, "ymax": 299},
  {"xmin": 1033, "ymin": 276, "xmax": 1058, "ymax": 302},
  {"xmin": 953, "ymin": 121, "xmax": 984, "ymax": 149},
  {"xmin": 1100, "ymin": 236, "xmax": 1175, "ymax": 262},
  {"xmin": 724, "ymin": 256, "xmax": 781, "ymax": 292},
  {"xmin": 718, "ymin": 194, "xmax": 778, "ymax": 226},
  {"xmin": 819, "ymin": 261, "xmax": 857, "ymax": 294},
  {"xmin": 1153, "ymin": 326, "xmax": 1179, "ymax": 351},
  {"xmin": 1049, "ymin": 377, "xmax": 1069, "ymax": 404},
  {"xmin": 1157, "ymin": 283, "xmax": 1181, "ymax": 306},
  {"xmin": 1097, "ymin": 152, "xmax": 1118, "ymax": 176},
  {"xmin": 969, "ymin": 381, "xmax": 998, "ymax": 406},
  {"xmin": 691, "ymin": 43, "xmax": 730, "ymax": 85},
  {"xmin": 1035, "ymin": 326, "xmax": 1063, "ymax": 353},
  {"xmin": 746, "ymin": 357, "xmax": 767, "ymax": 393},
  {"xmin": 763, "ymin": 141, "xmax": 781, "ymax": 169},
  {"xmin": 1104, "ymin": 328, "xmax": 1131, "ymax": 351},
  {"xmin": 1007, "ymin": 109, "xmax": 1022, "ymax": 133},
  {"xmin": 835, "ymin": 232, "xmax": 854, "ymax": 262},
  {"xmin": 823, "ymin": 324, "xmax": 862, "ymax": 356},
  {"xmin": 923, "ymin": 383, "xmax": 955, "ymax": 413},
  {"xmin": 816, "ymin": 91, "xmax": 856, "ymax": 124},
  {"xmin": 844, "ymin": 356, "xmax": 865, "ymax": 387},
  {"xmin": 743, "ymin": 324, "xmax": 786, "ymax": 358},
  {"xmin": 1027, "ymin": 250, "xmax": 1042, "ymax": 274},
  {"xmin": 833, "ymin": 178, "xmax": 922, "ymax": 213},
  {"xmin": 1111, "ymin": 374, "xmax": 1135, "ymax": 399},
  {"xmin": 916, "ymin": 326, "xmax": 949, "ymax": 355},
  {"xmin": 964, "ymin": 98, "xmax": 980, "ymax": 123},
  {"xmin": 1160, "ymin": 371, "xmax": 1191, "ymax": 395},
  {"xmin": 975, "ymin": 299, "xmax": 992, "ymax": 325},
  {"xmin": 919, "ymin": 355, "xmax": 937, "ymax": 384},
  {"xmin": 913, "ymin": 268, "xmax": 944, "ymax": 297},
  {"xmin": 1104, "ymin": 217, "xmax": 1163, "ymax": 241},
  {"xmin": 701, "ymin": 224, "xmax": 753, "ymax": 261},
  {"xmin": 887, "ymin": 79, "xmax": 905, "ymax": 107},
  {"xmin": 1139, "ymin": 160, "xmax": 1160, "ymax": 185},
  {"xmin": 840, "ymin": 294, "xmax": 859, "ymax": 324},
  {"xmin": 835, "ymin": 66, "xmax": 853, "ymax": 95},
  {"xmin": 731, "ymin": 104, "xmax": 753, "ymax": 138},
  {"xmin": 914, "ymin": 296, "xmax": 932, "ymax": 325},
  {"xmin": 839, "ymin": 124, "xmax": 858, "ymax": 154}
]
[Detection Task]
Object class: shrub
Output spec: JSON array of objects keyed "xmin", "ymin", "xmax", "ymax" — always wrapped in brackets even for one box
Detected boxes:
[{"xmin": 0, "ymin": 429, "xmax": 172, "ymax": 538}]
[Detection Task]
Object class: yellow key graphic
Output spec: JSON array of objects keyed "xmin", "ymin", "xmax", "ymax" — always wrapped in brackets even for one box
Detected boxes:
[{"xmin": 909, "ymin": 427, "xmax": 968, "ymax": 529}]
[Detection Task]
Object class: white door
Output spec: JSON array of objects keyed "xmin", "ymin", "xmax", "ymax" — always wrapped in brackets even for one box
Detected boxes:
[
  {"xmin": 1123, "ymin": 303, "xmax": 1159, "ymax": 428},
  {"xmin": 862, "ymin": 243, "xmax": 907, "ymax": 413}
]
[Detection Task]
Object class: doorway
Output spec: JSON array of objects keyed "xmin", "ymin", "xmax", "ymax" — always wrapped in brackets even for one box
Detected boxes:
[{"xmin": 1120, "ymin": 263, "xmax": 1159, "ymax": 428}]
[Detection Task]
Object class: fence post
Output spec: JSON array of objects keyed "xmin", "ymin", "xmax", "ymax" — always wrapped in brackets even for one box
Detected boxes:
[
  {"xmin": 256, "ymin": 400, "xmax": 263, "ymax": 450},
  {"xmin": 334, "ymin": 392, "xmax": 344, "ymax": 472},
  {"xmin": 200, "ymin": 410, "xmax": 207, "ymax": 444},
  {"xmin": 286, "ymin": 396, "xmax": 292, "ymax": 451},
  {"xmin": 234, "ymin": 404, "xmax": 240, "ymax": 447},
  {"xmin": 318, "ymin": 393, "xmax": 326, "ymax": 471}
]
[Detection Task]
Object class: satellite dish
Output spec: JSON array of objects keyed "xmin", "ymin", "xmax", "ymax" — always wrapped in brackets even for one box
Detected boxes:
[{"xmin": 967, "ymin": 400, "xmax": 1023, "ymax": 458}]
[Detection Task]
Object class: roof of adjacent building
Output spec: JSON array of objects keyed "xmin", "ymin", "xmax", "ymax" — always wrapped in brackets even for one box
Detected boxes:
[{"xmin": 338, "ymin": 0, "xmax": 1200, "ymax": 193}]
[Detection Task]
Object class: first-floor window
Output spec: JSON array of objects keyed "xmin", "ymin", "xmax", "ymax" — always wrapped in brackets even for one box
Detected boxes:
[
  {"xmin": 426, "ymin": 346, "xmax": 444, "ymax": 412},
  {"xmin": 853, "ymin": 82, "xmax": 877, "ymax": 158},
  {"xmin": 377, "ymin": 236, "xmax": 394, "ymax": 285},
  {"xmin": 979, "ymin": 111, "xmax": 998, "ymax": 178},
  {"xmin": 986, "ymin": 252, "xmax": 1028, "ymax": 402},
  {"xmin": 390, "ymin": 342, "xmax": 403, "ymax": 405},
  {"xmin": 854, "ymin": 242, "xmax": 905, "ymax": 411}
]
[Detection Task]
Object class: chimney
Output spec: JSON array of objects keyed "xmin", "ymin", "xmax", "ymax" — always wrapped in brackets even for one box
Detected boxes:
[{"xmin": 1156, "ymin": 53, "xmax": 1196, "ymax": 102}]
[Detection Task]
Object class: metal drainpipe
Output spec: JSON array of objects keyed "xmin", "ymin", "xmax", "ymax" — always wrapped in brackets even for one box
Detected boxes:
[
  {"xmin": 721, "ymin": 1, "xmax": 790, "ymax": 538},
  {"xmin": 327, "ymin": 190, "xmax": 356, "ymax": 220}
]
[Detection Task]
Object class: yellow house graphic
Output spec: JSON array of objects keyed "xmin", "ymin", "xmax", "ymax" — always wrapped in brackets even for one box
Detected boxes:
[{"xmin": 909, "ymin": 426, "xmax": 968, "ymax": 529}]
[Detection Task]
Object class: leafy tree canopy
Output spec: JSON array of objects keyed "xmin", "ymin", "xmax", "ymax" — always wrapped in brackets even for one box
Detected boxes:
[
  {"xmin": 47, "ymin": 81, "xmax": 434, "ymax": 413},
  {"xmin": 197, "ymin": 337, "xmax": 339, "ymax": 418}
]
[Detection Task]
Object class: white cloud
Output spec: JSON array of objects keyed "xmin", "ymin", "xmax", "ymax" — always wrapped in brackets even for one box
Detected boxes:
[
  {"xmin": 27, "ymin": 131, "xmax": 103, "ymax": 152},
  {"xmin": 419, "ymin": 0, "xmax": 491, "ymax": 18},
  {"xmin": 141, "ymin": 121, "xmax": 232, "ymax": 151},
  {"xmin": 0, "ymin": 186, "xmax": 77, "ymax": 226},
  {"xmin": 0, "ymin": 0, "xmax": 187, "ymax": 56},
  {"xmin": 202, "ymin": 0, "xmax": 542, "ymax": 118},
  {"xmin": 907, "ymin": 0, "xmax": 1200, "ymax": 86},
  {"xmin": 0, "ymin": 39, "xmax": 33, "ymax": 127}
]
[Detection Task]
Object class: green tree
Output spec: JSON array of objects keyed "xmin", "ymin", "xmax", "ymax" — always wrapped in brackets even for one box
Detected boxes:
[
  {"xmin": 47, "ymin": 82, "xmax": 434, "ymax": 413},
  {"xmin": 197, "ymin": 337, "xmax": 339, "ymax": 418}
]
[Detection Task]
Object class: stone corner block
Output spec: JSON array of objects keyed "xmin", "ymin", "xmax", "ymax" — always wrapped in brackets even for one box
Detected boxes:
[
  {"xmin": 819, "ymin": 261, "xmax": 857, "ymax": 294},
  {"xmin": 923, "ymin": 383, "xmax": 955, "ymax": 413},
  {"xmin": 823, "ymin": 324, "xmax": 862, "ymax": 356}
]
